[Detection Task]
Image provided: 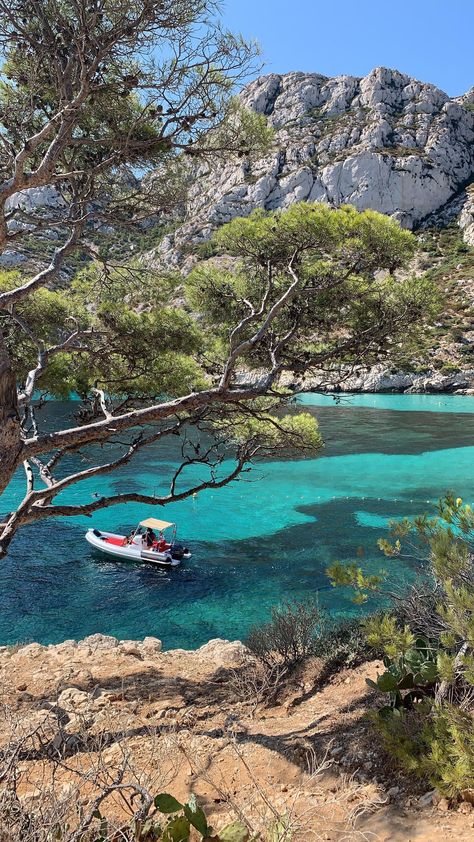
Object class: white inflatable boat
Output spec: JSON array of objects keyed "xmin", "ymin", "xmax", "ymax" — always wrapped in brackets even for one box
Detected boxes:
[{"xmin": 85, "ymin": 517, "xmax": 191, "ymax": 567}]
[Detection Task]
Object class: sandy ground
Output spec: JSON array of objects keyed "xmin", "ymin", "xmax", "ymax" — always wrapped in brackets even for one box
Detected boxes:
[{"xmin": 1, "ymin": 635, "xmax": 473, "ymax": 841}]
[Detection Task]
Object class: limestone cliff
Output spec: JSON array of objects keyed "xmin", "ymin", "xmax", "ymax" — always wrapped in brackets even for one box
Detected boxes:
[{"xmin": 159, "ymin": 67, "xmax": 474, "ymax": 266}]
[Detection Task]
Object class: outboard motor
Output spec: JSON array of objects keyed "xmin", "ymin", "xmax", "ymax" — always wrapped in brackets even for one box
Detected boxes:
[{"xmin": 170, "ymin": 543, "xmax": 186, "ymax": 560}]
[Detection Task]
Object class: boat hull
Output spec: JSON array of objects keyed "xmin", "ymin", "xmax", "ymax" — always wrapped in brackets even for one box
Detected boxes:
[{"xmin": 85, "ymin": 529, "xmax": 190, "ymax": 567}]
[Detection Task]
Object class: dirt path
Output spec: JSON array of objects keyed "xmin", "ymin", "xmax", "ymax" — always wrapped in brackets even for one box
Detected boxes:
[{"xmin": 1, "ymin": 636, "xmax": 473, "ymax": 840}]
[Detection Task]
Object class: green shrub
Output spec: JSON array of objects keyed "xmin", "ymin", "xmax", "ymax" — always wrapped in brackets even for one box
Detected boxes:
[
  {"xmin": 245, "ymin": 599, "xmax": 324, "ymax": 669},
  {"xmin": 423, "ymin": 706, "xmax": 474, "ymax": 797},
  {"xmin": 365, "ymin": 626, "xmax": 439, "ymax": 716},
  {"xmin": 374, "ymin": 704, "xmax": 474, "ymax": 798},
  {"xmin": 312, "ymin": 616, "xmax": 380, "ymax": 670},
  {"xmin": 327, "ymin": 493, "xmax": 474, "ymax": 799}
]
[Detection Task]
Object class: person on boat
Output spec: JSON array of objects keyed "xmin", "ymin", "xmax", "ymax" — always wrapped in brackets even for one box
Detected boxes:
[
  {"xmin": 125, "ymin": 530, "xmax": 135, "ymax": 545},
  {"xmin": 143, "ymin": 527, "xmax": 157, "ymax": 548},
  {"xmin": 157, "ymin": 531, "xmax": 167, "ymax": 552}
]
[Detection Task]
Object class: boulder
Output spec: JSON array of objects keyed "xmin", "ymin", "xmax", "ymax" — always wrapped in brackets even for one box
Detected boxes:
[
  {"xmin": 57, "ymin": 687, "xmax": 91, "ymax": 713},
  {"xmin": 196, "ymin": 639, "xmax": 250, "ymax": 667},
  {"xmin": 141, "ymin": 636, "xmax": 163, "ymax": 654},
  {"xmin": 79, "ymin": 634, "xmax": 119, "ymax": 651}
]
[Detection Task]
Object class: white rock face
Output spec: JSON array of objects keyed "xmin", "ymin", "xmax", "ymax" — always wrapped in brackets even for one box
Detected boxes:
[
  {"xmin": 161, "ymin": 67, "xmax": 474, "ymax": 263},
  {"xmin": 5, "ymin": 185, "xmax": 64, "ymax": 213},
  {"xmin": 302, "ymin": 364, "xmax": 474, "ymax": 394},
  {"xmin": 459, "ymin": 189, "xmax": 474, "ymax": 246}
]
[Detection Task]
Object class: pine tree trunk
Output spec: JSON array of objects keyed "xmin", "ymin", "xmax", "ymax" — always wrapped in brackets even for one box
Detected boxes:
[{"xmin": 0, "ymin": 329, "xmax": 22, "ymax": 496}]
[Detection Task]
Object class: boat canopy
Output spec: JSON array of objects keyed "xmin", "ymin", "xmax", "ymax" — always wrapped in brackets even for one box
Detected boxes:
[{"xmin": 139, "ymin": 517, "xmax": 174, "ymax": 531}]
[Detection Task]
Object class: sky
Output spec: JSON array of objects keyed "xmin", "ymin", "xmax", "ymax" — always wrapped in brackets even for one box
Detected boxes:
[{"xmin": 221, "ymin": 1, "xmax": 473, "ymax": 97}]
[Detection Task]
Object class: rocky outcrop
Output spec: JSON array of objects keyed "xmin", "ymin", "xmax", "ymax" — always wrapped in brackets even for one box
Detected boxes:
[
  {"xmin": 300, "ymin": 364, "xmax": 474, "ymax": 394},
  {"xmin": 235, "ymin": 364, "xmax": 474, "ymax": 395},
  {"xmin": 459, "ymin": 187, "xmax": 474, "ymax": 246},
  {"xmin": 158, "ymin": 67, "xmax": 474, "ymax": 266},
  {"xmin": 2, "ymin": 635, "xmax": 474, "ymax": 840}
]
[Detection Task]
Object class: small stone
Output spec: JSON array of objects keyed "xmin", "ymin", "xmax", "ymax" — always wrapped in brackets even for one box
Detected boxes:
[
  {"xmin": 70, "ymin": 669, "xmax": 94, "ymax": 689},
  {"xmin": 419, "ymin": 790, "xmax": 436, "ymax": 807},
  {"xmin": 80, "ymin": 634, "xmax": 119, "ymax": 651},
  {"xmin": 17, "ymin": 691, "xmax": 33, "ymax": 702},
  {"xmin": 52, "ymin": 733, "xmax": 65, "ymax": 751},
  {"xmin": 51, "ymin": 640, "xmax": 78, "ymax": 654},
  {"xmin": 461, "ymin": 789, "xmax": 474, "ymax": 805},
  {"xmin": 57, "ymin": 687, "xmax": 91, "ymax": 712},
  {"xmin": 437, "ymin": 797, "xmax": 450, "ymax": 812},
  {"xmin": 387, "ymin": 786, "xmax": 400, "ymax": 799},
  {"xmin": 459, "ymin": 801, "xmax": 473, "ymax": 814},
  {"xmin": 16, "ymin": 683, "xmax": 27, "ymax": 692},
  {"xmin": 121, "ymin": 645, "xmax": 144, "ymax": 660}
]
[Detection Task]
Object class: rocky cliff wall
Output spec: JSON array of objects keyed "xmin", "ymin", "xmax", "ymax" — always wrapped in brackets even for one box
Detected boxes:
[{"xmin": 159, "ymin": 67, "xmax": 474, "ymax": 267}]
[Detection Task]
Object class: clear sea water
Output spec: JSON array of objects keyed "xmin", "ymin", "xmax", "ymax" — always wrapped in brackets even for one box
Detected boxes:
[{"xmin": 1, "ymin": 393, "xmax": 474, "ymax": 649}]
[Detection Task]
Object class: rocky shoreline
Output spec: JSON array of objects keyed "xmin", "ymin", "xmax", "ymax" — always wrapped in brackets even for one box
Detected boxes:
[
  {"xmin": 300, "ymin": 364, "xmax": 474, "ymax": 395},
  {"xmin": 236, "ymin": 364, "xmax": 474, "ymax": 396}
]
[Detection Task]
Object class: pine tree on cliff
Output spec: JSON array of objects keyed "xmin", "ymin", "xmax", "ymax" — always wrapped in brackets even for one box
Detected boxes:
[{"xmin": 0, "ymin": 1, "xmax": 437, "ymax": 557}]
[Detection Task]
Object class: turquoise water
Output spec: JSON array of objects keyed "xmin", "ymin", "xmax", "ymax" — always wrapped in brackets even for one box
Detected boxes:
[
  {"xmin": 298, "ymin": 392, "xmax": 474, "ymax": 413},
  {"xmin": 1, "ymin": 393, "xmax": 474, "ymax": 648}
]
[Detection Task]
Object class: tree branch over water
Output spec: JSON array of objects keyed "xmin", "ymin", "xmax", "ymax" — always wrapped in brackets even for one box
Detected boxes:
[{"xmin": 0, "ymin": 4, "xmax": 438, "ymax": 557}]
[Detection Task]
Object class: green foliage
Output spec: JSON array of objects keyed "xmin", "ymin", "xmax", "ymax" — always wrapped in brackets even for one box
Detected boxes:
[
  {"xmin": 328, "ymin": 493, "xmax": 474, "ymax": 798},
  {"xmin": 370, "ymin": 705, "xmax": 435, "ymax": 776},
  {"xmin": 89, "ymin": 793, "xmax": 253, "ymax": 841},
  {"xmin": 0, "ymin": 265, "xmax": 208, "ymax": 399},
  {"xmin": 0, "ymin": 1, "xmax": 263, "ymax": 178},
  {"xmin": 374, "ymin": 705, "xmax": 474, "ymax": 798},
  {"xmin": 311, "ymin": 616, "xmax": 381, "ymax": 676},
  {"xmin": 205, "ymin": 97, "xmax": 274, "ymax": 160},
  {"xmin": 245, "ymin": 599, "xmax": 325, "ymax": 669},
  {"xmin": 223, "ymin": 404, "xmax": 322, "ymax": 455},
  {"xmin": 423, "ymin": 707, "xmax": 474, "ymax": 797},
  {"xmin": 326, "ymin": 561, "xmax": 386, "ymax": 604},
  {"xmin": 186, "ymin": 203, "xmax": 438, "ymax": 375},
  {"xmin": 365, "ymin": 631, "xmax": 439, "ymax": 716},
  {"xmin": 364, "ymin": 614, "xmax": 415, "ymax": 659}
]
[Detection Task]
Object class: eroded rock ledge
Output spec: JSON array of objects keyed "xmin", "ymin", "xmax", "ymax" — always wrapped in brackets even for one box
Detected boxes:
[
  {"xmin": 301, "ymin": 364, "xmax": 474, "ymax": 394},
  {"xmin": 234, "ymin": 364, "xmax": 474, "ymax": 395}
]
